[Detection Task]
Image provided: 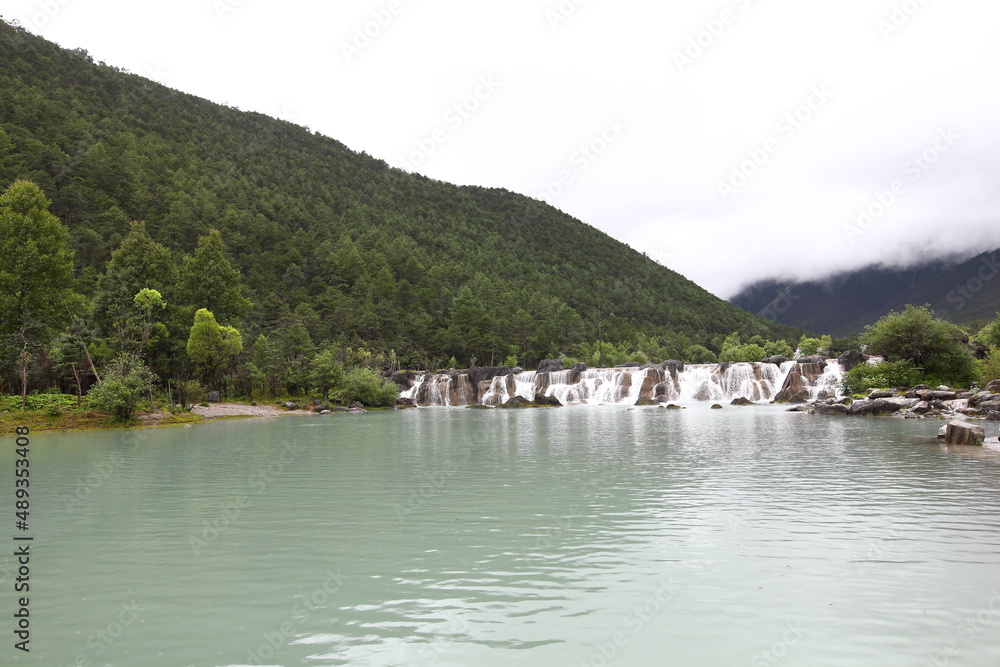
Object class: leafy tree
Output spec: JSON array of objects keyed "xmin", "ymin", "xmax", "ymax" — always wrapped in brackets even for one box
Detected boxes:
[
  {"xmin": 841, "ymin": 360, "xmax": 921, "ymax": 396},
  {"xmin": 797, "ymin": 337, "xmax": 823, "ymax": 357},
  {"xmin": 684, "ymin": 344, "xmax": 718, "ymax": 364},
  {"xmin": 861, "ymin": 305, "xmax": 976, "ymax": 385},
  {"xmin": 177, "ymin": 229, "xmax": 252, "ymax": 323},
  {"xmin": 980, "ymin": 349, "xmax": 1000, "ymax": 386},
  {"xmin": 977, "ymin": 314, "xmax": 1000, "ymax": 349},
  {"xmin": 764, "ymin": 340, "xmax": 794, "ymax": 358},
  {"xmin": 92, "ymin": 221, "xmax": 176, "ymax": 351},
  {"xmin": 310, "ymin": 346, "xmax": 345, "ymax": 401},
  {"xmin": 185, "ymin": 308, "xmax": 243, "ymax": 388},
  {"xmin": 0, "ymin": 180, "xmax": 80, "ymax": 404},
  {"xmin": 85, "ymin": 353, "xmax": 157, "ymax": 422}
]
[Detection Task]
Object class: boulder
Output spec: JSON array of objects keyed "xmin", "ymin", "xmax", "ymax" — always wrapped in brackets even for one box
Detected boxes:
[
  {"xmin": 312, "ymin": 404, "xmax": 331, "ymax": 413},
  {"xmin": 349, "ymin": 401, "xmax": 365, "ymax": 410},
  {"xmin": 786, "ymin": 405, "xmax": 812, "ymax": 412},
  {"xmin": 634, "ymin": 396, "xmax": 659, "ymax": 406},
  {"xmin": 498, "ymin": 395, "xmax": 561, "ymax": 409},
  {"xmin": 571, "ymin": 362, "xmax": 588, "ymax": 373},
  {"xmin": 663, "ymin": 404, "xmax": 682, "ymax": 410},
  {"xmin": 837, "ymin": 349, "xmax": 868, "ymax": 373},
  {"xmin": 616, "ymin": 362, "xmax": 643, "ymax": 368},
  {"xmin": 774, "ymin": 363, "xmax": 826, "ymax": 402},
  {"xmin": 978, "ymin": 400, "xmax": 1000, "ymax": 414},
  {"xmin": 867, "ymin": 390, "xmax": 895, "ymax": 399},
  {"xmin": 711, "ymin": 404, "xmax": 724, "ymax": 410},
  {"xmin": 532, "ymin": 394, "xmax": 563, "ymax": 407},
  {"xmin": 986, "ymin": 379, "xmax": 1000, "ymax": 393},
  {"xmin": 849, "ymin": 398, "xmax": 903, "ymax": 416},
  {"xmin": 731, "ymin": 397, "xmax": 755, "ymax": 406},
  {"xmin": 911, "ymin": 401, "xmax": 931, "ymax": 415},
  {"xmin": 926, "ymin": 390, "xmax": 958, "ymax": 401},
  {"xmin": 466, "ymin": 404, "xmax": 493, "ymax": 410},
  {"xmin": 937, "ymin": 425, "xmax": 948, "ymax": 439},
  {"xmin": 661, "ymin": 360, "xmax": 685, "ymax": 375},
  {"xmin": 285, "ymin": 401, "xmax": 299, "ymax": 410},
  {"xmin": 988, "ymin": 411, "xmax": 1000, "ymax": 421},
  {"xmin": 970, "ymin": 391, "xmax": 997, "ymax": 407},
  {"xmin": 536, "ymin": 359, "xmax": 563, "ymax": 373},
  {"xmin": 396, "ymin": 397, "xmax": 416, "ymax": 408},
  {"xmin": 944, "ymin": 420, "xmax": 985, "ymax": 446},
  {"xmin": 797, "ymin": 355, "xmax": 827, "ymax": 367},
  {"xmin": 762, "ymin": 355, "xmax": 789, "ymax": 366},
  {"xmin": 390, "ymin": 371, "xmax": 418, "ymax": 390},
  {"xmin": 812, "ymin": 403, "xmax": 849, "ymax": 416}
]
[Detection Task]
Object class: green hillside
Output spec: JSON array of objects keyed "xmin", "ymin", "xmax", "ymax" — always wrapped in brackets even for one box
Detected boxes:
[{"xmin": 0, "ymin": 20, "xmax": 799, "ymax": 397}]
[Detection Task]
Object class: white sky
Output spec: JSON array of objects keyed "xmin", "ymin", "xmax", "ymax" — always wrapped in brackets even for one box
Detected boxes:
[{"xmin": 5, "ymin": 0, "xmax": 1000, "ymax": 298}]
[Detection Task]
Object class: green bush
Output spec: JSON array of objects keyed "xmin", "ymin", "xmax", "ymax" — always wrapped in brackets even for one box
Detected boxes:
[
  {"xmin": 85, "ymin": 354, "xmax": 157, "ymax": 422},
  {"xmin": 683, "ymin": 344, "xmax": 717, "ymax": 364},
  {"xmin": 841, "ymin": 360, "xmax": 921, "ymax": 395},
  {"xmin": 23, "ymin": 393, "xmax": 77, "ymax": 412},
  {"xmin": 980, "ymin": 349, "xmax": 1000, "ymax": 386},
  {"xmin": 339, "ymin": 368, "xmax": 399, "ymax": 407}
]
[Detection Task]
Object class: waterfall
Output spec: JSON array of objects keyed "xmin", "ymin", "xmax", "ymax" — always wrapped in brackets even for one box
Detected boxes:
[{"xmin": 403, "ymin": 360, "xmax": 842, "ymax": 407}]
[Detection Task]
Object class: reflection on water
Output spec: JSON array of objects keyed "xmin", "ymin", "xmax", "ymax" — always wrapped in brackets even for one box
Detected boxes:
[{"xmin": 7, "ymin": 406, "xmax": 1000, "ymax": 666}]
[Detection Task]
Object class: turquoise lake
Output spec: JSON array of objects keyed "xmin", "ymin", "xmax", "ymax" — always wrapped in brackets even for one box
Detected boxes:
[{"xmin": 4, "ymin": 405, "xmax": 1000, "ymax": 666}]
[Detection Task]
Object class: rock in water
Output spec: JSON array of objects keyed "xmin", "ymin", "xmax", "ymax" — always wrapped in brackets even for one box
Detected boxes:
[
  {"xmin": 867, "ymin": 390, "xmax": 895, "ymax": 399},
  {"xmin": 944, "ymin": 420, "xmax": 985, "ymax": 446},
  {"xmin": 711, "ymin": 404, "xmax": 723, "ymax": 410},
  {"xmin": 848, "ymin": 399, "xmax": 902, "ymax": 416},
  {"xmin": 731, "ymin": 397, "xmax": 754, "ymax": 406},
  {"xmin": 812, "ymin": 403, "xmax": 849, "ymax": 416}
]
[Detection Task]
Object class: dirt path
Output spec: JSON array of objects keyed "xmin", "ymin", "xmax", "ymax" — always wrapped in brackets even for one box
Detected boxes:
[{"xmin": 189, "ymin": 402, "xmax": 310, "ymax": 419}]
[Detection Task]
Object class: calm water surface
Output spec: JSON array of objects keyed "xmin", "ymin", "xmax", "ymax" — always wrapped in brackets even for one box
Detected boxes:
[{"xmin": 6, "ymin": 406, "xmax": 1000, "ymax": 666}]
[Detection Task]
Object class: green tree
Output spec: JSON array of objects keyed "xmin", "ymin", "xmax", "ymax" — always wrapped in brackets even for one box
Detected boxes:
[
  {"xmin": 185, "ymin": 309, "xmax": 243, "ymax": 388},
  {"xmin": 92, "ymin": 221, "xmax": 176, "ymax": 352},
  {"xmin": 340, "ymin": 367, "xmax": 398, "ymax": 407},
  {"xmin": 861, "ymin": 305, "xmax": 976, "ymax": 385},
  {"xmin": 977, "ymin": 314, "xmax": 1000, "ymax": 349},
  {"xmin": 684, "ymin": 344, "xmax": 718, "ymax": 364},
  {"xmin": 310, "ymin": 346, "xmax": 345, "ymax": 401},
  {"xmin": 797, "ymin": 336, "xmax": 823, "ymax": 357},
  {"xmin": 177, "ymin": 230, "xmax": 253, "ymax": 323},
  {"xmin": 0, "ymin": 180, "xmax": 80, "ymax": 405}
]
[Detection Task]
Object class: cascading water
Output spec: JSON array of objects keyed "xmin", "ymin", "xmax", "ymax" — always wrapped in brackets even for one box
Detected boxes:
[{"xmin": 402, "ymin": 360, "xmax": 843, "ymax": 407}]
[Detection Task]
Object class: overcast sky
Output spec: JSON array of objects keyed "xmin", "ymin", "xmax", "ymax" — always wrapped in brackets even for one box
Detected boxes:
[{"xmin": 6, "ymin": 0, "xmax": 1000, "ymax": 298}]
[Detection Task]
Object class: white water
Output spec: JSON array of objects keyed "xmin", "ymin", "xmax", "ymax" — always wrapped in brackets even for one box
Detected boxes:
[{"xmin": 402, "ymin": 360, "xmax": 846, "ymax": 407}]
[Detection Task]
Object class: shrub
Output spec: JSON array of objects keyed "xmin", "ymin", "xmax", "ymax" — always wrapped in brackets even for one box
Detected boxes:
[
  {"xmin": 339, "ymin": 368, "xmax": 399, "ymax": 407},
  {"xmin": 86, "ymin": 354, "xmax": 157, "ymax": 422},
  {"xmin": 841, "ymin": 360, "xmax": 921, "ymax": 395},
  {"xmin": 23, "ymin": 393, "xmax": 77, "ymax": 412},
  {"xmin": 980, "ymin": 349, "xmax": 1000, "ymax": 386}
]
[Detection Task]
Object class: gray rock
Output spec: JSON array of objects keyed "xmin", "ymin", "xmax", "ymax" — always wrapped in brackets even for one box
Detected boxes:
[
  {"xmin": 977, "ymin": 400, "xmax": 1000, "ymax": 413},
  {"xmin": 837, "ymin": 349, "xmax": 868, "ymax": 372},
  {"xmin": 867, "ymin": 390, "xmax": 895, "ymax": 399},
  {"xmin": 285, "ymin": 401, "xmax": 299, "ymax": 410},
  {"xmin": 797, "ymin": 355, "xmax": 827, "ymax": 367},
  {"xmin": 731, "ymin": 397, "xmax": 755, "ymax": 406},
  {"xmin": 536, "ymin": 359, "xmax": 563, "ymax": 373},
  {"xmin": 849, "ymin": 398, "xmax": 903, "ymax": 416},
  {"xmin": 944, "ymin": 420, "xmax": 985, "ymax": 446},
  {"xmin": 762, "ymin": 355, "xmax": 789, "ymax": 366},
  {"xmin": 986, "ymin": 379, "xmax": 1000, "ymax": 393},
  {"xmin": 711, "ymin": 404, "xmax": 724, "ymax": 410},
  {"xmin": 911, "ymin": 401, "xmax": 931, "ymax": 415},
  {"xmin": 988, "ymin": 411, "xmax": 1000, "ymax": 421},
  {"xmin": 812, "ymin": 403, "xmax": 849, "ymax": 416},
  {"xmin": 937, "ymin": 425, "xmax": 947, "ymax": 439}
]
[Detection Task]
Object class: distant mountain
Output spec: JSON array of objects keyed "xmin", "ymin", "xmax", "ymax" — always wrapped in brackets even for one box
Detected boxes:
[{"xmin": 729, "ymin": 249, "xmax": 1000, "ymax": 336}]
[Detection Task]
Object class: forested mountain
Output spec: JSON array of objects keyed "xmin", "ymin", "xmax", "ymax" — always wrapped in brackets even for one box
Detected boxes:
[
  {"xmin": 0, "ymin": 20, "xmax": 799, "ymax": 398},
  {"xmin": 729, "ymin": 248, "xmax": 1000, "ymax": 336}
]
